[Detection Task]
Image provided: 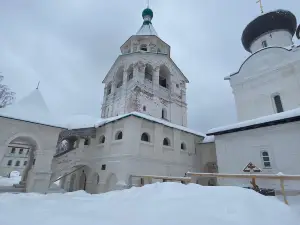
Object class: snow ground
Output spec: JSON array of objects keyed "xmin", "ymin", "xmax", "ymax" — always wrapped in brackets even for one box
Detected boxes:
[{"xmin": 0, "ymin": 182, "xmax": 299, "ymax": 225}]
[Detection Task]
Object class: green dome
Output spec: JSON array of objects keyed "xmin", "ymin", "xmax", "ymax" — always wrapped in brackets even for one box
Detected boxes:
[{"xmin": 142, "ymin": 8, "xmax": 153, "ymax": 19}]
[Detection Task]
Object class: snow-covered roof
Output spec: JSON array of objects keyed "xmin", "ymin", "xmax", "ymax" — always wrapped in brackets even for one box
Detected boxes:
[
  {"xmin": 207, "ymin": 107, "xmax": 300, "ymax": 136},
  {"xmin": 68, "ymin": 111, "xmax": 205, "ymax": 137},
  {"xmin": 136, "ymin": 23, "xmax": 158, "ymax": 36},
  {"xmin": 202, "ymin": 136, "xmax": 215, "ymax": 143},
  {"xmin": 0, "ymin": 89, "xmax": 64, "ymax": 128}
]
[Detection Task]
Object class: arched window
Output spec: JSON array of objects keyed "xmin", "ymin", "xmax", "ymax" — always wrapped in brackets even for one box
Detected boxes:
[
  {"xmin": 145, "ymin": 64, "xmax": 153, "ymax": 81},
  {"xmin": 99, "ymin": 135, "xmax": 105, "ymax": 144},
  {"xmin": 15, "ymin": 161, "xmax": 20, "ymax": 167},
  {"xmin": 10, "ymin": 148, "xmax": 15, "ymax": 154},
  {"xmin": 84, "ymin": 138, "xmax": 90, "ymax": 146},
  {"xmin": 127, "ymin": 64, "xmax": 133, "ymax": 81},
  {"xmin": 141, "ymin": 133, "xmax": 150, "ymax": 142},
  {"xmin": 107, "ymin": 83, "xmax": 112, "ymax": 95},
  {"xmin": 181, "ymin": 142, "xmax": 187, "ymax": 150},
  {"xmin": 159, "ymin": 65, "xmax": 170, "ymax": 89},
  {"xmin": 273, "ymin": 94, "xmax": 283, "ymax": 113},
  {"xmin": 115, "ymin": 67, "xmax": 124, "ymax": 88},
  {"xmin": 115, "ymin": 131, "xmax": 123, "ymax": 140},
  {"xmin": 7, "ymin": 160, "xmax": 12, "ymax": 166},
  {"xmin": 140, "ymin": 44, "xmax": 147, "ymax": 51},
  {"xmin": 93, "ymin": 173, "xmax": 100, "ymax": 185},
  {"xmin": 162, "ymin": 108, "xmax": 167, "ymax": 119},
  {"xmin": 163, "ymin": 138, "xmax": 170, "ymax": 146},
  {"xmin": 261, "ymin": 151, "xmax": 271, "ymax": 168}
]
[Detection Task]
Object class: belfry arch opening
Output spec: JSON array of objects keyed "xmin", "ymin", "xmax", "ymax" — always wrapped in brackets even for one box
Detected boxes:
[
  {"xmin": 115, "ymin": 66, "xmax": 124, "ymax": 88},
  {"xmin": 145, "ymin": 64, "xmax": 153, "ymax": 82},
  {"xmin": 127, "ymin": 64, "xmax": 134, "ymax": 81},
  {"xmin": 159, "ymin": 65, "xmax": 170, "ymax": 89}
]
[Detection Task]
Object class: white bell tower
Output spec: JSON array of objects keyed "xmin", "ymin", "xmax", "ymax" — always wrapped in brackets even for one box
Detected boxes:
[{"xmin": 101, "ymin": 7, "xmax": 189, "ymax": 127}]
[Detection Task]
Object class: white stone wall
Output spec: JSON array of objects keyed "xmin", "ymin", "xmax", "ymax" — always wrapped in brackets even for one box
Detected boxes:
[
  {"xmin": 229, "ymin": 47, "xmax": 300, "ymax": 121},
  {"xmin": 102, "ymin": 49, "xmax": 188, "ymax": 127},
  {"xmin": 53, "ymin": 115, "xmax": 215, "ymax": 193},
  {"xmin": 215, "ymin": 121, "xmax": 300, "ymax": 191},
  {"xmin": 249, "ymin": 30, "xmax": 293, "ymax": 53},
  {"xmin": 0, "ymin": 116, "xmax": 62, "ymax": 192}
]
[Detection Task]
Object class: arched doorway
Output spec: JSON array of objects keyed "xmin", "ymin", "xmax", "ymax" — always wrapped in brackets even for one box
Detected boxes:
[
  {"xmin": 106, "ymin": 173, "xmax": 117, "ymax": 192},
  {"xmin": 79, "ymin": 170, "xmax": 87, "ymax": 191},
  {"xmin": 69, "ymin": 173, "xmax": 76, "ymax": 192},
  {"xmin": 3, "ymin": 134, "xmax": 40, "ymax": 189}
]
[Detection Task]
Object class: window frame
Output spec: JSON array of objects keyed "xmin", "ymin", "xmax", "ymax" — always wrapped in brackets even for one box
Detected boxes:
[
  {"xmin": 115, "ymin": 130, "xmax": 123, "ymax": 141},
  {"xmin": 262, "ymin": 40, "xmax": 268, "ymax": 48},
  {"xmin": 260, "ymin": 151, "xmax": 272, "ymax": 169},
  {"xmin": 163, "ymin": 137, "xmax": 171, "ymax": 146},
  {"xmin": 272, "ymin": 94, "xmax": 284, "ymax": 113},
  {"xmin": 141, "ymin": 132, "xmax": 150, "ymax": 142}
]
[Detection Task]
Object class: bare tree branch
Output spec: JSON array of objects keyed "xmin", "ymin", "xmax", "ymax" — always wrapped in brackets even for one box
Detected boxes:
[{"xmin": 0, "ymin": 75, "xmax": 15, "ymax": 108}]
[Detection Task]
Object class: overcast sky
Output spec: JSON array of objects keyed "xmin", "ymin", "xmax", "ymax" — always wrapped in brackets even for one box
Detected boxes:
[{"xmin": 0, "ymin": 0, "xmax": 299, "ymax": 133}]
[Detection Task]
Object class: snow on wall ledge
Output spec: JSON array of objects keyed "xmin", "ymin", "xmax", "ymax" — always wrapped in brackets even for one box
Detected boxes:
[{"xmin": 207, "ymin": 107, "xmax": 300, "ymax": 135}]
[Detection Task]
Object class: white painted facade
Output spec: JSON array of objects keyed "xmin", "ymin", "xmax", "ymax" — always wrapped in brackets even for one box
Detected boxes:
[
  {"xmin": 228, "ymin": 46, "xmax": 300, "ymax": 122},
  {"xmin": 52, "ymin": 115, "xmax": 214, "ymax": 193},
  {"xmin": 249, "ymin": 30, "xmax": 293, "ymax": 53},
  {"xmin": 208, "ymin": 9, "xmax": 300, "ymax": 192},
  {"xmin": 0, "ymin": 142, "xmax": 30, "ymax": 176},
  {"xmin": 0, "ymin": 116, "xmax": 62, "ymax": 192},
  {"xmin": 214, "ymin": 121, "xmax": 300, "ymax": 192}
]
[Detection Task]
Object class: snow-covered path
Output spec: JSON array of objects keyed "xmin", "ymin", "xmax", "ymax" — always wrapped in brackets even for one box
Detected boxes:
[{"xmin": 0, "ymin": 182, "xmax": 299, "ymax": 225}]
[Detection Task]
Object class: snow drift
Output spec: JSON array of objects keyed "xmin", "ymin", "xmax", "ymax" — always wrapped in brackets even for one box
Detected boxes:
[{"xmin": 0, "ymin": 182, "xmax": 299, "ymax": 225}]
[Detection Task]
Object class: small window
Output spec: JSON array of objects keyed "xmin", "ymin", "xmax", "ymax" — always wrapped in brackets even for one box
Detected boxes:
[
  {"xmin": 181, "ymin": 142, "xmax": 186, "ymax": 150},
  {"xmin": 143, "ymin": 106, "xmax": 146, "ymax": 111},
  {"xmin": 107, "ymin": 85, "xmax": 112, "ymax": 95},
  {"xmin": 261, "ymin": 151, "xmax": 271, "ymax": 168},
  {"xmin": 15, "ymin": 161, "xmax": 20, "ymax": 167},
  {"xmin": 163, "ymin": 138, "xmax": 170, "ymax": 146},
  {"xmin": 24, "ymin": 161, "xmax": 27, "ymax": 166},
  {"xmin": 262, "ymin": 40, "xmax": 268, "ymax": 48},
  {"xmin": 176, "ymin": 84, "xmax": 179, "ymax": 88},
  {"xmin": 115, "ymin": 131, "xmax": 123, "ymax": 140},
  {"xmin": 7, "ymin": 160, "xmax": 12, "ymax": 166},
  {"xmin": 11, "ymin": 148, "xmax": 16, "ymax": 154},
  {"xmin": 116, "ymin": 81, "xmax": 123, "ymax": 88},
  {"xmin": 33, "ymin": 159, "xmax": 36, "ymax": 165},
  {"xmin": 140, "ymin": 44, "xmax": 147, "ymax": 51},
  {"xmin": 19, "ymin": 149, "xmax": 23, "ymax": 154},
  {"xmin": 127, "ymin": 73, "xmax": 133, "ymax": 81},
  {"xmin": 84, "ymin": 139, "xmax": 90, "ymax": 146},
  {"xmin": 26, "ymin": 150, "xmax": 29, "ymax": 155},
  {"xmin": 162, "ymin": 108, "xmax": 167, "ymax": 119},
  {"xmin": 99, "ymin": 135, "xmax": 105, "ymax": 144},
  {"xmin": 141, "ymin": 133, "xmax": 150, "ymax": 142},
  {"xmin": 101, "ymin": 164, "xmax": 106, "ymax": 170},
  {"xmin": 273, "ymin": 94, "xmax": 284, "ymax": 113}
]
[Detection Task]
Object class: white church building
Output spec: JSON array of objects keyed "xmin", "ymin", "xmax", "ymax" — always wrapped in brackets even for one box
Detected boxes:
[
  {"xmin": 0, "ymin": 7, "xmax": 217, "ymax": 193},
  {"xmin": 207, "ymin": 9, "xmax": 300, "ymax": 193}
]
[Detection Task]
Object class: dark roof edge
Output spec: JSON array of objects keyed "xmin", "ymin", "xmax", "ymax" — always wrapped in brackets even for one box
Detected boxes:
[{"xmin": 207, "ymin": 115, "xmax": 300, "ymax": 136}]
